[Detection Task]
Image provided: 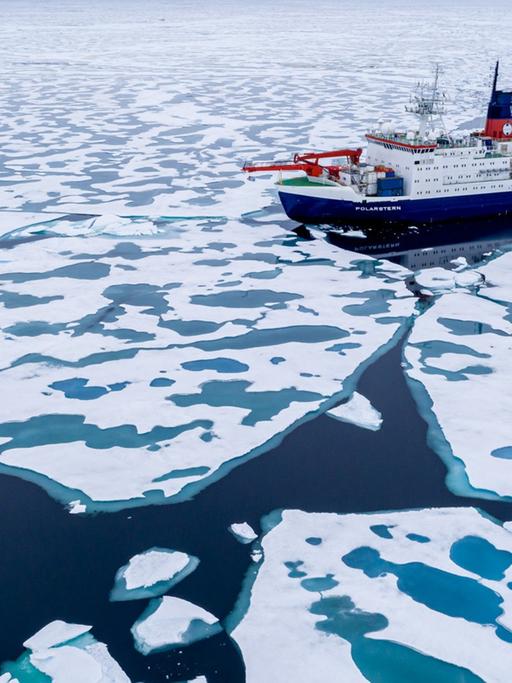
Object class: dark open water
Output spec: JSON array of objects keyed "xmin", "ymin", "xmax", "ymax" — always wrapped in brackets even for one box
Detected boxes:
[{"xmin": 2, "ymin": 331, "xmax": 511, "ymax": 682}]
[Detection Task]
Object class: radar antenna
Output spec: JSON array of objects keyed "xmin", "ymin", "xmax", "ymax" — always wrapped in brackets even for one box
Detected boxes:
[{"xmin": 406, "ymin": 64, "xmax": 447, "ymax": 137}]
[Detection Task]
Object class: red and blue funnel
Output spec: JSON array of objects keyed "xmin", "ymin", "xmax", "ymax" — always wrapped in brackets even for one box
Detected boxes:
[{"xmin": 484, "ymin": 61, "xmax": 512, "ymax": 139}]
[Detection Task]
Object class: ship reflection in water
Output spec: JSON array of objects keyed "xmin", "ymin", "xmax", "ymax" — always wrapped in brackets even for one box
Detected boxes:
[{"xmin": 324, "ymin": 217, "xmax": 512, "ymax": 271}]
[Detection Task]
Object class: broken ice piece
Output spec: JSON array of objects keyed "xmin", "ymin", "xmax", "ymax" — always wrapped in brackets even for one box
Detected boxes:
[
  {"xmin": 131, "ymin": 596, "xmax": 222, "ymax": 655},
  {"xmin": 327, "ymin": 392, "xmax": 382, "ymax": 431},
  {"xmin": 229, "ymin": 523, "xmax": 258, "ymax": 544},
  {"xmin": 111, "ymin": 547, "xmax": 199, "ymax": 602}
]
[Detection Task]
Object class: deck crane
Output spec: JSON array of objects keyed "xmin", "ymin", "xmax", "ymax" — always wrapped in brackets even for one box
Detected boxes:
[{"xmin": 243, "ymin": 148, "xmax": 363, "ymax": 181}]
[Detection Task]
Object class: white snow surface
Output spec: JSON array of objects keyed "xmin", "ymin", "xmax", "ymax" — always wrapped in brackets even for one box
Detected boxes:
[
  {"xmin": 131, "ymin": 596, "xmax": 221, "ymax": 655},
  {"xmin": 478, "ymin": 250, "xmax": 512, "ymax": 305},
  {"xmin": 122, "ymin": 548, "xmax": 193, "ymax": 590},
  {"xmin": 16, "ymin": 621, "xmax": 130, "ymax": 683},
  {"xmin": 68, "ymin": 500, "xmax": 87, "ymax": 514},
  {"xmin": 230, "ymin": 507, "xmax": 512, "ymax": 683},
  {"xmin": 405, "ymin": 290, "xmax": 512, "ymax": 498},
  {"xmin": 0, "ymin": 225, "xmax": 413, "ymax": 508},
  {"xmin": 229, "ymin": 523, "xmax": 258, "ymax": 544},
  {"xmin": 23, "ymin": 621, "xmax": 92, "ymax": 650},
  {"xmin": 0, "ymin": 2, "xmax": 508, "ymax": 217},
  {"xmin": 327, "ymin": 392, "xmax": 382, "ymax": 431}
]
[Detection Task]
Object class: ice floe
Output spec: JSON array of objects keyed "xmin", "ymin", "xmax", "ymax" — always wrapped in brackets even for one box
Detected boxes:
[
  {"xmin": 131, "ymin": 596, "xmax": 222, "ymax": 655},
  {"xmin": 326, "ymin": 392, "xmax": 382, "ymax": 431},
  {"xmin": 228, "ymin": 507, "xmax": 512, "ymax": 683},
  {"xmin": 478, "ymin": 250, "xmax": 512, "ymax": 305},
  {"xmin": 405, "ymin": 290, "xmax": 512, "ymax": 499},
  {"xmin": 23, "ymin": 621, "xmax": 92, "ymax": 650},
  {"xmin": 0, "ymin": 222, "xmax": 414, "ymax": 509},
  {"xmin": 229, "ymin": 522, "xmax": 258, "ymax": 544},
  {"xmin": 111, "ymin": 547, "xmax": 199, "ymax": 601},
  {"xmin": 2, "ymin": 621, "xmax": 130, "ymax": 683}
]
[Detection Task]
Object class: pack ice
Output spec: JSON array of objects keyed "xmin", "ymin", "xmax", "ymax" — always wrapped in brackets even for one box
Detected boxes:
[
  {"xmin": 405, "ymin": 256, "xmax": 512, "ymax": 499},
  {"xmin": 0, "ymin": 219, "xmax": 413, "ymax": 509},
  {"xmin": 228, "ymin": 507, "xmax": 512, "ymax": 683},
  {"xmin": 1, "ymin": 621, "xmax": 130, "ymax": 683}
]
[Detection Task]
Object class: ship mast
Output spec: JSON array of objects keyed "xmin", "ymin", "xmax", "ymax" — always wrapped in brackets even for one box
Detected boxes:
[{"xmin": 406, "ymin": 64, "xmax": 446, "ymax": 138}]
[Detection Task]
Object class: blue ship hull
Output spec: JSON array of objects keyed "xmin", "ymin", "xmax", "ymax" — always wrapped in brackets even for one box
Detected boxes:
[{"xmin": 278, "ymin": 189, "xmax": 512, "ymax": 226}]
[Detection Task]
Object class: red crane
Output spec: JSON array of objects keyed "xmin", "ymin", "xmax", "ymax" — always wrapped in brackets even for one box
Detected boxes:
[{"xmin": 242, "ymin": 148, "xmax": 362, "ymax": 179}]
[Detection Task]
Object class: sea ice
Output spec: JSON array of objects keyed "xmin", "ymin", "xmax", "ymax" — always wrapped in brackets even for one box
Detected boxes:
[
  {"xmin": 229, "ymin": 522, "xmax": 258, "ymax": 544},
  {"xmin": 2, "ymin": 622, "xmax": 130, "ymax": 683},
  {"xmin": 0, "ymin": 211, "xmax": 63, "ymax": 238},
  {"xmin": 111, "ymin": 547, "xmax": 199, "ymax": 601},
  {"xmin": 414, "ymin": 267, "xmax": 456, "ymax": 294},
  {"xmin": 478, "ymin": 250, "xmax": 512, "ymax": 305},
  {"xmin": 68, "ymin": 500, "xmax": 87, "ymax": 514},
  {"xmin": 131, "ymin": 596, "xmax": 222, "ymax": 655},
  {"xmin": 0, "ymin": 223, "xmax": 414, "ymax": 509},
  {"xmin": 404, "ymin": 290, "xmax": 512, "ymax": 499},
  {"xmin": 23, "ymin": 621, "xmax": 92, "ymax": 650},
  {"xmin": 228, "ymin": 507, "xmax": 512, "ymax": 683},
  {"xmin": 326, "ymin": 392, "xmax": 382, "ymax": 431}
]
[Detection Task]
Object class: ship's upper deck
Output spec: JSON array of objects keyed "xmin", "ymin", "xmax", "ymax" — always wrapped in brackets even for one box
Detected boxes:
[{"xmin": 366, "ymin": 130, "xmax": 485, "ymax": 151}]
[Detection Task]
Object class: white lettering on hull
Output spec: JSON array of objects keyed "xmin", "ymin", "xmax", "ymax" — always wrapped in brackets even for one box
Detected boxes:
[{"xmin": 355, "ymin": 205, "xmax": 402, "ymax": 212}]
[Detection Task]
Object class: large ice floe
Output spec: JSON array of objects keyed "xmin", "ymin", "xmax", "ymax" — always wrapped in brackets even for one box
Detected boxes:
[
  {"xmin": 111, "ymin": 547, "xmax": 199, "ymax": 601},
  {"xmin": 228, "ymin": 507, "xmax": 512, "ymax": 683},
  {"xmin": 1, "ymin": 621, "xmax": 130, "ymax": 683},
  {"xmin": 405, "ymin": 256, "xmax": 512, "ymax": 499},
  {"xmin": 0, "ymin": 218, "xmax": 414, "ymax": 509},
  {"xmin": 131, "ymin": 596, "xmax": 222, "ymax": 655}
]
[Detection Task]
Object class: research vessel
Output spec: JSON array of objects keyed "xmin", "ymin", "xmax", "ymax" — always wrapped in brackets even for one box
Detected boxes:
[{"xmin": 244, "ymin": 63, "xmax": 512, "ymax": 226}]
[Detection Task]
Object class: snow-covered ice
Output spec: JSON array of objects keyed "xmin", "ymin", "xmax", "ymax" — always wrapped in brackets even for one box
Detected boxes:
[
  {"xmin": 2, "ymin": 622, "xmax": 130, "ymax": 683},
  {"xmin": 414, "ymin": 267, "xmax": 457, "ymax": 294},
  {"xmin": 23, "ymin": 621, "xmax": 92, "ymax": 651},
  {"xmin": 111, "ymin": 547, "xmax": 199, "ymax": 601},
  {"xmin": 0, "ymin": 223, "xmax": 414, "ymax": 509},
  {"xmin": 68, "ymin": 500, "xmax": 87, "ymax": 514},
  {"xmin": 0, "ymin": 674, "xmax": 18, "ymax": 683},
  {"xmin": 229, "ymin": 523, "xmax": 258, "ymax": 544},
  {"xmin": 131, "ymin": 596, "xmax": 222, "ymax": 655},
  {"xmin": 405, "ymin": 289, "xmax": 512, "ymax": 499},
  {"xmin": 228, "ymin": 507, "xmax": 512, "ymax": 683},
  {"xmin": 327, "ymin": 392, "xmax": 382, "ymax": 431}
]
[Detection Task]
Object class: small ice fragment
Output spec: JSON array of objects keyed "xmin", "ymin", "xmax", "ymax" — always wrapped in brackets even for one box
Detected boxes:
[
  {"xmin": 23, "ymin": 621, "xmax": 92, "ymax": 650},
  {"xmin": 131, "ymin": 596, "xmax": 222, "ymax": 655},
  {"xmin": 343, "ymin": 229, "xmax": 367, "ymax": 239},
  {"xmin": 327, "ymin": 392, "xmax": 382, "ymax": 431},
  {"xmin": 0, "ymin": 674, "xmax": 18, "ymax": 683},
  {"xmin": 91, "ymin": 215, "xmax": 158, "ymax": 236},
  {"xmin": 111, "ymin": 547, "xmax": 199, "ymax": 601},
  {"xmin": 414, "ymin": 267, "xmax": 456, "ymax": 293},
  {"xmin": 455, "ymin": 270, "xmax": 483, "ymax": 288},
  {"xmin": 451, "ymin": 256, "xmax": 468, "ymax": 270},
  {"xmin": 250, "ymin": 548, "xmax": 263, "ymax": 562},
  {"xmin": 68, "ymin": 500, "xmax": 87, "ymax": 514},
  {"xmin": 229, "ymin": 523, "xmax": 257, "ymax": 544}
]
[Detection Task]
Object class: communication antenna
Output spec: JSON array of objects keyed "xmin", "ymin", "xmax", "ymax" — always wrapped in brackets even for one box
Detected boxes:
[{"xmin": 406, "ymin": 64, "xmax": 447, "ymax": 137}]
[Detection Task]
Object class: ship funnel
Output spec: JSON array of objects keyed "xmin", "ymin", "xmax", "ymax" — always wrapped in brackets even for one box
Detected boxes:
[{"xmin": 484, "ymin": 61, "xmax": 512, "ymax": 139}]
